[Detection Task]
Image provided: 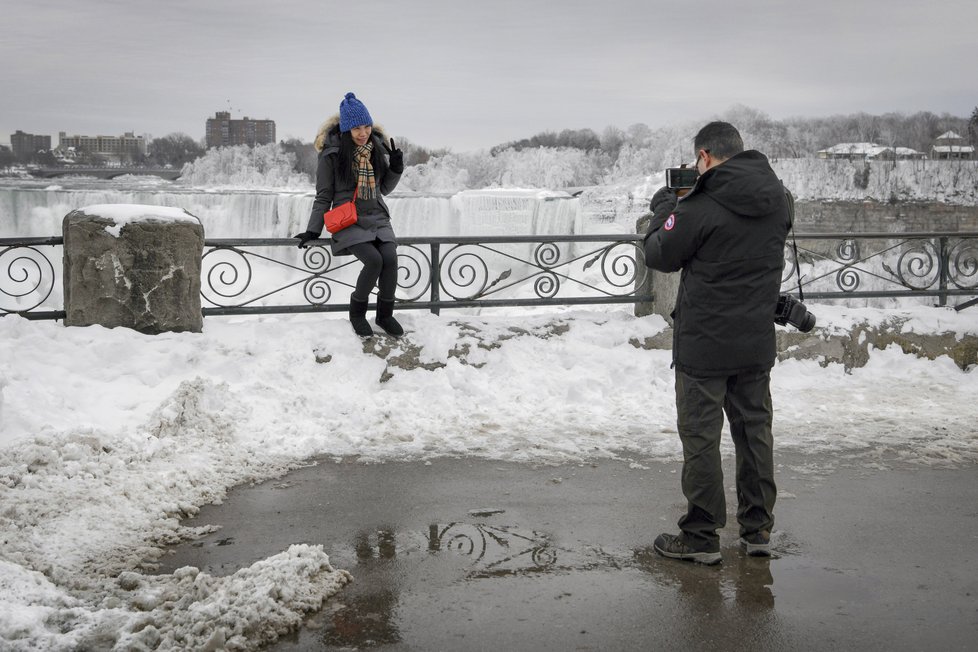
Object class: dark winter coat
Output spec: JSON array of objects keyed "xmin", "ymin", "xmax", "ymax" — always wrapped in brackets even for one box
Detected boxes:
[
  {"xmin": 304, "ymin": 115, "xmax": 401, "ymax": 256},
  {"xmin": 643, "ymin": 150, "xmax": 791, "ymax": 376}
]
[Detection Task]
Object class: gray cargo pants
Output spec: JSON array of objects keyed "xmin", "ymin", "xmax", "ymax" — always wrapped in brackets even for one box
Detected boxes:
[{"xmin": 674, "ymin": 368, "xmax": 777, "ymax": 552}]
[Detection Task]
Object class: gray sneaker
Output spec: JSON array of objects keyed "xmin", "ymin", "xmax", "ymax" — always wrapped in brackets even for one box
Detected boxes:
[
  {"xmin": 739, "ymin": 530, "xmax": 772, "ymax": 557},
  {"xmin": 653, "ymin": 533, "xmax": 722, "ymax": 565}
]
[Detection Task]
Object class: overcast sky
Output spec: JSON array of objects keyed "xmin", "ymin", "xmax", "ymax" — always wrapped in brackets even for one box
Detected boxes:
[{"xmin": 2, "ymin": 0, "xmax": 976, "ymax": 152}]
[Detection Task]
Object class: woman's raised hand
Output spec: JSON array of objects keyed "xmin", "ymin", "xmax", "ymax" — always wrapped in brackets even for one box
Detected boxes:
[{"xmin": 383, "ymin": 138, "xmax": 404, "ymax": 174}]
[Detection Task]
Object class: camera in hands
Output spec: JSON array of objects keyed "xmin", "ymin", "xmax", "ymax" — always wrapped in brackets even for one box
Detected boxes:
[
  {"xmin": 774, "ymin": 294, "xmax": 816, "ymax": 332},
  {"xmin": 665, "ymin": 166, "xmax": 699, "ymax": 190}
]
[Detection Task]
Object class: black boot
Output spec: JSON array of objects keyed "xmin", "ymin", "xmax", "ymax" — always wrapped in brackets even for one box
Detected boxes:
[
  {"xmin": 375, "ymin": 299, "xmax": 404, "ymax": 336},
  {"xmin": 349, "ymin": 298, "xmax": 373, "ymax": 337}
]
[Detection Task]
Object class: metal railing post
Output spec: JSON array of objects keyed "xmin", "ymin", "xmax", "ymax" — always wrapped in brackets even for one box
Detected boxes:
[
  {"xmin": 938, "ymin": 236, "xmax": 949, "ymax": 307},
  {"xmin": 430, "ymin": 242, "xmax": 441, "ymax": 315}
]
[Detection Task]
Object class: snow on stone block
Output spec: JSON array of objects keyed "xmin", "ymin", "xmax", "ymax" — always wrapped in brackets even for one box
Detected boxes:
[{"xmin": 63, "ymin": 205, "xmax": 204, "ymax": 334}]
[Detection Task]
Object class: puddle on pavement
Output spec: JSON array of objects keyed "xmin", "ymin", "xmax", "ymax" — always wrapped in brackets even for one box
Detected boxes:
[
  {"xmin": 155, "ymin": 455, "xmax": 978, "ymax": 651},
  {"xmin": 168, "ymin": 517, "xmax": 786, "ymax": 650}
]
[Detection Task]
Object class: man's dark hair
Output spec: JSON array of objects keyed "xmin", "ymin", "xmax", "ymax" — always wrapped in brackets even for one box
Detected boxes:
[{"xmin": 694, "ymin": 121, "xmax": 744, "ymax": 161}]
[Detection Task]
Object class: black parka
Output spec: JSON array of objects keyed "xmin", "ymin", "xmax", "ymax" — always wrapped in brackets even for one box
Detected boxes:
[
  {"xmin": 304, "ymin": 116, "xmax": 401, "ymax": 256},
  {"xmin": 644, "ymin": 150, "xmax": 790, "ymax": 376}
]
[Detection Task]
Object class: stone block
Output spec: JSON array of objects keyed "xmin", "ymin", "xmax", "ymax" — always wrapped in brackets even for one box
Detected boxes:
[
  {"xmin": 635, "ymin": 212, "xmax": 679, "ymax": 323},
  {"xmin": 63, "ymin": 205, "xmax": 204, "ymax": 333}
]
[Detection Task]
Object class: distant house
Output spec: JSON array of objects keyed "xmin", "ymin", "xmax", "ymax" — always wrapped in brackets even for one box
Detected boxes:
[
  {"xmin": 816, "ymin": 142, "xmax": 925, "ymax": 160},
  {"xmin": 931, "ymin": 131, "xmax": 974, "ymax": 160},
  {"xmin": 53, "ymin": 146, "xmax": 78, "ymax": 164},
  {"xmin": 891, "ymin": 147, "xmax": 927, "ymax": 160}
]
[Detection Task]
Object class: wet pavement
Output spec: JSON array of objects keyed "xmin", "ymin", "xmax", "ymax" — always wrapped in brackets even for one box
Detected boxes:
[{"xmin": 158, "ymin": 454, "xmax": 978, "ymax": 651}]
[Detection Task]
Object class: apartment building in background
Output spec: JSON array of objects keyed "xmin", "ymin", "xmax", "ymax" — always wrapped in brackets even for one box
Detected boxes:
[
  {"xmin": 205, "ymin": 111, "xmax": 276, "ymax": 148},
  {"xmin": 11, "ymin": 130, "xmax": 52, "ymax": 157},
  {"xmin": 57, "ymin": 131, "xmax": 148, "ymax": 158}
]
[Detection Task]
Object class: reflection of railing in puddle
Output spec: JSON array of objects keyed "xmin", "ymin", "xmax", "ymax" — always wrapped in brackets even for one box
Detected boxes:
[
  {"xmin": 427, "ymin": 523, "xmax": 558, "ymax": 577},
  {"xmin": 326, "ymin": 523, "xmax": 559, "ymax": 648},
  {"xmin": 350, "ymin": 523, "xmax": 639, "ymax": 580}
]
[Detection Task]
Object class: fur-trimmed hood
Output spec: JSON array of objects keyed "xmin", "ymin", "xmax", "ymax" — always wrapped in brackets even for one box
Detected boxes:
[{"xmin": 314, "ymin": 113, "xmax": 390, "ymax": 152}]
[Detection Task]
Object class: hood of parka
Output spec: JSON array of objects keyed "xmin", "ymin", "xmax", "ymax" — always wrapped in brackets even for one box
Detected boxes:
[
  {"xmin": 314, "ymin": 113, "xmax": 389, "ymax": 153},
  {"xmin": 691, "ymin": 150, "xmax": 784, "ymax": 218}
]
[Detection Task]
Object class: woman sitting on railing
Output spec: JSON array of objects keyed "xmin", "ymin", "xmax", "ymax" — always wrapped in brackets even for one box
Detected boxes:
[{"xmin": 294, "ymin": 92, "xmax": 405, "ymax": 337}]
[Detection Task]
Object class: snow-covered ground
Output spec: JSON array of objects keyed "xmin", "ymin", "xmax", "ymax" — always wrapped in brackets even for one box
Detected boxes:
[{"xmin": 1, "ymin": 304, "xmax": 977, "ymax": 649}]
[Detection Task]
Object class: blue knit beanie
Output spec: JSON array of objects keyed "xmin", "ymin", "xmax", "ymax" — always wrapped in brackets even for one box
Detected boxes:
[{"xmin": 339, "ymin": 92, "xmax": 373, "ymax": 132}]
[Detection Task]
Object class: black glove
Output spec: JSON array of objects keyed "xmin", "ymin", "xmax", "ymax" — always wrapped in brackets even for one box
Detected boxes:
[
  {"xmin": 649, "ymin": 186, "xmax": 679, "ymax": 215},
  {"xmin": 383, "ymin": 138, "xmax": 404, "ymax": 174},
  {"xmin": 293, "ymin": 231, "xmax": 319, "ymax": 248}
]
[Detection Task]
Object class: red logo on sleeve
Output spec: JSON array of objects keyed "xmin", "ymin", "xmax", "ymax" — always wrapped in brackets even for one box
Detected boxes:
[{"xmin": 664, "ymin": 214, "xmax": 676, "ymax": 231}]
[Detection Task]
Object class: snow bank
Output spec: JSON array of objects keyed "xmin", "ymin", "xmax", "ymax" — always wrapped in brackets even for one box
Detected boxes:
[
  {"xmin": 1, "ymin": 305, "xmax": 977, "ymax": 648},
  {"xmin": 1, "ymin": 546, "xmax": 350, "ymax": 651}
]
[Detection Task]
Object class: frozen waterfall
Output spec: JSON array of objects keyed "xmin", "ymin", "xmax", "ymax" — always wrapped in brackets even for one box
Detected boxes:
[
  {"xmin": 0, "ymin": 181, "xmax": 610, "ymax": 240},
  {"xmin": 0, "ymin": 179, "xmax": 645, "ymax": 314}
]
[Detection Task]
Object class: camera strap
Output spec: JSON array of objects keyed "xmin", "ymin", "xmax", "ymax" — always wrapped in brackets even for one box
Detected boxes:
[
  {"xmin": 791, "ymin": 229, "xmax": 804, "ymax": 302},
  {"xmin": 783, "ymin": 186, "xmax": 804, "ymax": 302}
]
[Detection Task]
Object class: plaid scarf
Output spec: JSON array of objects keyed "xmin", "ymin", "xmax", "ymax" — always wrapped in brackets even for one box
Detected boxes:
[{"xmin": 353, "ymin": 142, "xmax": 376, "ymax": 200}]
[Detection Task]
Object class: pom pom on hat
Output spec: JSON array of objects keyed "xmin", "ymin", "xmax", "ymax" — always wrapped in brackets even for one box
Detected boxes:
[{"xmin": 339, "ymin": 92, "xmax": 373, "ymax": 132}]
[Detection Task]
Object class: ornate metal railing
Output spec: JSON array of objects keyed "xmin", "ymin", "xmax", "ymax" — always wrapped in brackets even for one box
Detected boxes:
[
  {"xmin": 199, "ymin": 235, "xmax": 649, "ymax": 316},
  {"xmin": 3, "ymin": 232, "xmax": 978, "ymax": 320},
  {"xmin": 781, "ymin": 232, "xmax": 978, "ymax": 307},
  {"xmin": 0, "ymin": 237, "xmax": 64, "ymax": 320}
]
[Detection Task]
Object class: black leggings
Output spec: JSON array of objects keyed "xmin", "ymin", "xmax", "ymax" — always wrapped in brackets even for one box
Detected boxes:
[{"xmin": 348, "ymin": 240, "xmax": 398, "ymax": 302}]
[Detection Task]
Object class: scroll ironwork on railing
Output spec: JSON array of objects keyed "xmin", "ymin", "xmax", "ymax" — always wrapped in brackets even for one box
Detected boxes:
[
  {"xmin": 3, "ymin": 232, "xmax": 978, "ymax": 320},
  {"xmin": 199, "ymin": 235, "xmax": 651, "ymax": 316},
  {"xmin": 0, "ymin": 237, "xmax": 64, "ymax": 320},
  {"xmin": 780, "ymin": 232, "xmax": 978, "ymax": 306}
]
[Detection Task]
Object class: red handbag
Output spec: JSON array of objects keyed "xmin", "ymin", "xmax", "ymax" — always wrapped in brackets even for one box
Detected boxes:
[{"xmin": 324, "ymin": 186, "xmax": 358, "ymax": 234}]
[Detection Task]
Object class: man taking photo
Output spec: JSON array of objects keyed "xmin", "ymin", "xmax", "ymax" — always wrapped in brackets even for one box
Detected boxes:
[{"xmin": 644, "ymin": 121, "xmax": 791, "ymax": 564}]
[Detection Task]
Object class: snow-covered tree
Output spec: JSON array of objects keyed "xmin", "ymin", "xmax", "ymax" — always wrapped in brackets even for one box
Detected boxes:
[{"xmin": 180, "ymin": 143, "xmax": 309, "ymax": 188}]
